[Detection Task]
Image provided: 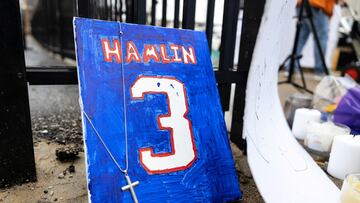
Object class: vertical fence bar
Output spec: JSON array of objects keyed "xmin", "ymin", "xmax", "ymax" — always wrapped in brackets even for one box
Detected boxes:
[
  {"xmin": 43, "ymin": 0, "xmax": 47, "ymax": 44},
  {"xmin": 77, "ymin": 0, "xmax": 90, "ymax": 17},
  {"xmin": 0, "ymin": 0, "xmax": 36, "ymax": 187},
  {"xmin": 44, "ymin": 0, "xmax": 49, "ymax": 47},
  {"xmin": 22, "ymin": 1, "xmax": 27, "ymax": 50},
  {"xmin": 109, "ymin": 0, "xmax": 113, "ymax": 20},
  {"xmin": 73, "ymin": 0, "xmax": 78, "ymax": 18},
  {"xmin": 56, "ymin": 0, "xmax": 64, "ymax": 58},
  {"xmin": 126, "ymin": 0, "xmax": 133, "ymax": 22},
  {"xmin": 115, "ymin": 0, "xmax": 119, "ymax": 21},
  {"xmin": 51, "ymin": 1, "xmax": 56, "ymax": 50},
  {"xmin": 104, "ymin": 0, "xmax": 109, "ymax": 20},
  {"xmin": 218, "ymin": 0, "xmax": 239, "ymax": 111},
  {"xmin": 52, "ymin": 1, "xmax": 57, "ymax": 50},
  {"xmin": 120, "ymin": 0, "xmax": 123, "ymax": 22},
  {"xmin": 45, "ymin": 0, "xmax": 51, "ymax": 47},
  {"xmin": 205, "ymin": 0, "xmax": 215, "ymax": 49},
  {"xmin": 174, "ymin": 0, "xmax": 180, "ymax": 28},
  {"xmin": 93, "ymin": 0, "xmax": 100, "ymax": 19},
  {"xmin": 162, "ymin": 0, "xmax": 167, "ymax": 27},
  {"xmin": 182, "ymin": 0, "xmax": 196, "ymax": 29},
  {"xmin": 133, "ymin": 0, "xmax": 146, "ymax": 24},
  {"xmin": 230, "ymin": 0, "xmax": 265, "ymax": 151},
  {"xmin": 151, "ymin": 0, "xmax": 156, "ymax": 25}
]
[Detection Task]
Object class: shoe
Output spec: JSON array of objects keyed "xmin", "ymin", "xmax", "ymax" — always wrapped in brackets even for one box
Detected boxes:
[{"xmin": 283, "ymin": 71, "xmax": 289, "ymax": 77}]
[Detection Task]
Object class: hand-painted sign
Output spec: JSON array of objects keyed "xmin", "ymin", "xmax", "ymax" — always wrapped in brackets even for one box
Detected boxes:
[{"xmin": 74, "ymin": 17, "xmax": 241, "ymax": 202}]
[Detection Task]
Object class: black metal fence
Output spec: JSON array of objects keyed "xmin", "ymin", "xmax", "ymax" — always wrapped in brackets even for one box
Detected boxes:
[
  {"xmin": 0, "ymin": 0, "xmax": 265, "ymax": 187},
  {"xmin": 31, "ymin": 0, "xmax": 243, "ymax": 61},
  {"xmin": 30, "ymin": 0, "xmax": 265, "ymax": 149},
  {"xmin": 31, "ymin": 0, "xmax": 76, "ymax": 58},
  {"xmin": 32, "ymin": 0, "xmax": 238, "ymax": 105}
]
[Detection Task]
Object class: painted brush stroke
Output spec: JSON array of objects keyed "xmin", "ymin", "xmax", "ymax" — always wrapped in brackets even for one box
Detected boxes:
[{"xmin": 74, "ymin": 17, "xmax": 241, "ymax": 203}]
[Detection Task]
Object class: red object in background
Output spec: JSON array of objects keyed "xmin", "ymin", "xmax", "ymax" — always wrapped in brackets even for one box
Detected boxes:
[{"xmin": 342, "ymin": 65, "xmax": 360, "ymax": 83}]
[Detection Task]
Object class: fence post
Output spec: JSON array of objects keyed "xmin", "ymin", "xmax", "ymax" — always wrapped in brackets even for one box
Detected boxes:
[
  {"xmin": 151, "ymin": 0, "xmax": 156, "ymax": 25},
  {"xmin": 0, "ymin": 0, "xmax": 36, "ymax": 187},
  {"xmin": 76, "ymin": 0, "xmax": 90, "ymax": 17},
  {"xmin": 161, "ymin": 0, "xmax": 167, "ymax": 27},
  {"xmin": 133, "ymin": 0, "xmax": 146, "ymax": 24},
  {"xmin": 126, "ymin": 0, "xmax": 134, "ymax": 23},
  {"xmin": 174, "ymin": 0, "xmax": 180, "ymax": 28},
  {"xmin": 205, "ymin": 0, "xmax": 215, "ymax": 49},
  {"xmin": 218, "ymin": 0, "xmax": 239, "ymax": 111},
  {"xmin": 182, "ymin": 0, "xmax": 196, "ymax": 29},
  {"xmin": 56, "ymin": 0, "xmax": 65, "ymax": 58},
  {"xmin": 230, "ymin": 0, "xmax": 265, "ymax": 151}
]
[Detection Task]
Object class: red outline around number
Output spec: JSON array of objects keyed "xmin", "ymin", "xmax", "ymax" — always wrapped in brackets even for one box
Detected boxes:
[{"xmin": 130, "ymin": 76, "xmax": 197, "ymax": 174}]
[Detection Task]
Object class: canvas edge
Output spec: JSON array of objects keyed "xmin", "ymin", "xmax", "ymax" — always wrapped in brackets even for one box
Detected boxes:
[
  {"xmin": 72, "ymin": 17, "xmax": 241, "ymax": 202},
  {"xmin": 72, "ymin": 17, "xmax": 92, "ymax": 203}
]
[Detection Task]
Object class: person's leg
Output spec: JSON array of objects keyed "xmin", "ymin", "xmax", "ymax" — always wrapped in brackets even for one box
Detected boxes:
[
  {"xmin": 311, "ymin": 8, "xmax": 329, "ymax": 76},
  {"xmin": 295, "ymin": 10, "xmax": 311, "ymax": 56}
]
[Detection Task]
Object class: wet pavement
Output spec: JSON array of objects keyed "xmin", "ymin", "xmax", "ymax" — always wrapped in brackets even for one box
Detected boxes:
[
  {"xmin": 25, "ymin": 36, "xmax": 82, "ymax": 147},
  {"xmin": 0, "ymin": 35, "xmax": 88, "ymax": 203},
  {"xmin": 26, "ymin": 36, "xmax": 79, "ymax": 117}
]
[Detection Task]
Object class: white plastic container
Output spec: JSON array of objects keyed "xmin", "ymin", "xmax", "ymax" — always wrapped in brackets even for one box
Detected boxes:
[
  {"xmin": 292, "ymin": 108, "xmax": 321, "ymax": 140},
  {"xmin": 304, "ymin": 122, "xmax": 350, "ymax": 153},
  {"xmin": 327, "ymin": 135, "xmax": 360, "ymax": 180},
  {"xmin": 340, "ymin": 173, "xmax": 360, "ymax": 203}
]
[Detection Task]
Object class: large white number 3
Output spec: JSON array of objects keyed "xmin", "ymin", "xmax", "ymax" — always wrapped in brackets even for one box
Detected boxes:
[{"xmin": 131, "ymin": 76, "xmax": 197, "ymax": 174}]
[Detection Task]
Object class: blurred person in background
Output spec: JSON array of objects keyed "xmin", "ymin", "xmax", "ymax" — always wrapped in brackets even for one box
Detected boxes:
[{"xmin": 286, "ymin": 0, "xmax": 343, "ymax": 80}]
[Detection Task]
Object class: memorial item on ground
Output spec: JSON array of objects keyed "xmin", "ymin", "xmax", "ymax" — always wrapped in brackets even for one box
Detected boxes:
[
  {"xmin": 304, "ymin": 122, "xmax": 350, "ymax": 153},
  {"xmin": 284, "ymin": 93, "xmax": 313, "ymax": 127},
  {"xmin": 340, "ymin": 173, "xmax": 360, "ymax": 203},
  {"xmin": 244, "ymin": 0, "xmax": 340, "ymax": 201},
  {"xmin": 334, "ymin": 87, "xmax": 360, "ymax": 134},
  {"xmin": 292, "ymin": 108, "xmax": 321, "ymax": 140},
  {"xmin": 328, "ymin": 135, "xmax": 360, "ymax": 180},
  {"xmin": 74, "ymin": 17, "xmax": 241, "ymax": 202}
]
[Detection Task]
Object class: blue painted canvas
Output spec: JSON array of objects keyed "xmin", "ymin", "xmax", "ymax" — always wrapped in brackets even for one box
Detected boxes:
[{"xmin": 74, "ymin": 17, "xmax": 241, "ymax": 203}]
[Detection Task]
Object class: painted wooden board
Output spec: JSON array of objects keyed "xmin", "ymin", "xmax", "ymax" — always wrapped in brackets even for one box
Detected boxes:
[
  {"xmin": 74, "ymin": 17, "xmax": 241, "ymax": 203},
  {"xmin": 243, "ymin": 0, "xmax": 340, "ymax": 202}
]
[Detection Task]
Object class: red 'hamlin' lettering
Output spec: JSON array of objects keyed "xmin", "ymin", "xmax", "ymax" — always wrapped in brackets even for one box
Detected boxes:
[
  {"xmin": 101, "ymin": 39, "xmax": 197, "ymax": 65},
  {"xmin": 170, "ymin": 45, "xmax": 182, "ymax": 62},
  {"xmin": 160, "ymin": 45, "xmax": 171, "ymax": 63},
  {"xmin": 126, "ymin": 41, "xmax": 141, "ymax": 63},
  {"xmin": 101, "ymin": 38, "xmax": 122, "ymax": 63},
  {"xmin": 182, "ymin": 46, "xmax": 196, "ymax": 64},
  {"xmin": 143, "ymin": 44, "xmax": 161, "ymax": 63}
]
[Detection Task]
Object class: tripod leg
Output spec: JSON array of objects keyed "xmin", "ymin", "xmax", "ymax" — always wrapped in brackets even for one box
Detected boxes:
[
  {"xmin": 296, "ymin": 59, "xmax": 307, "ymax": 90},
  {"xmin": 304, "ymin": 0, "xmax": 329, "ymax": 75},
  {"xmin": 287, "ymin": 2, "xmax": 306, "ymax": 83},
  {"xmin": 280, "ymin": 55, "xmax": 291, "ymax": 71}
]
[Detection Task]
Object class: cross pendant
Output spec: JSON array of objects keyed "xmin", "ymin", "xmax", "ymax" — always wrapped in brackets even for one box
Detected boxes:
[{"xmin": 121, "ymin": 173, "xmax": 140, "ymax": 203}]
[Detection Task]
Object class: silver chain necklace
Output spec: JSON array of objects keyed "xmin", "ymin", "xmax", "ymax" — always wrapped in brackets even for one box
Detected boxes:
[{"xmin": 82, "ymin": 23, "xmax": 139, "ymax": 203}]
